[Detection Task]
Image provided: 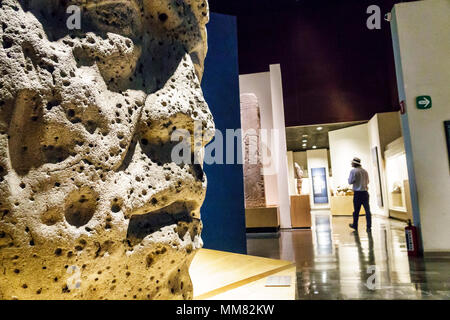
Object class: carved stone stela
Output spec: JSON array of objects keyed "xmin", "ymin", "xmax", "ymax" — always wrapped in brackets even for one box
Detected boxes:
[
  {"xmin": 240, "ymin": 93, "xmax": 266, "ymax": 208},
  {"xmin": 0, "ymin": 0, "xmax": 214, "ymax": 300}
]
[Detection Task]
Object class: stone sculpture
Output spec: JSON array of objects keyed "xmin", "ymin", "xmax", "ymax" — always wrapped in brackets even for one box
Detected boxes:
[
  {"xmin": 0, "ymin": 0, "xmax": 214, "ymax": 300},
  {"xmin": 294, "ymin": 162, "xmax": 303, "ymax": 195},
  {"xmin": 240, "ymin": 93, "xmax": 266, "ymax": 208}
]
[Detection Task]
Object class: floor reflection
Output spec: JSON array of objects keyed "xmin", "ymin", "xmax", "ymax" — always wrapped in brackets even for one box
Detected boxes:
[{"xmin": 246, "ymin": 214, "xmax": 450, "ymax": 300}]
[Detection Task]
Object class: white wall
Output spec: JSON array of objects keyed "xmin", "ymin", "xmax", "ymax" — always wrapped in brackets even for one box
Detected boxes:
[
  {"xmin": 239, "ymin": 72, "xmax": 279, "ymax": 207},
  {"xmin": 307, "ymin": 149, "xmax": 331, "ymax": 209},
  {"xmin": 368, "ymin": 112, "xmax": 403, "ymax": 217},
  {"xmin": 391, "ymin": 0, "xmax": 450, "ymax": 252},
  {"xmin": 328, "ymin": 124, "xmax": 378, "ymax": 212}
]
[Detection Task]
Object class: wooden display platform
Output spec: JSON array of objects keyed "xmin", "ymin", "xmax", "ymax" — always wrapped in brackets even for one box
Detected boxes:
[
  {"xmin": 245, "ymin": 206, "xmax": 280, "ymax": 231},
  {"xmin": 290, "ymin": 195, "xmax": 311, "ymax": 228},
  {"xmin": 189, "ymin": 249, "xmax": 296, "ymax": 300},
  {"xmin": 330, "ymin": 195, "xmax": 365, "ymax": 216}
]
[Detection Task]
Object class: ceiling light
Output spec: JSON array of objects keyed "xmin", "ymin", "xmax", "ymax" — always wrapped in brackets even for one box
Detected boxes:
[
  {"xmin": 302, "ymin": 134, "xmax": 308, "ymax": 137},
  {"xmin": 302, "ymin": 139, "xmax": 307, "ymax": 143},
  {"xmin": 316, "ymin": 127, "xmax": 323, "ymax": 131},
  {"xmin": 302, "ymin": 144, "xmax": 307, "ymax": 147},
  {"xmin": 312, "ymin": 146, "xmax": 317, "ymax": 149}
]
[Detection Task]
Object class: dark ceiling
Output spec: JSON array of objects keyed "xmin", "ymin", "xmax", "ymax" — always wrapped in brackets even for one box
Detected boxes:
[
  {"xmin": 209, "ymin": 0, "xmax": 413, "ymax": 127},
  {"xmin": 286, "ymin": 121, "xmax": 367, "ymax": 152},
  {"xmin": 209, "ymin": 0, "xmax": 313, "ymax": 15}
]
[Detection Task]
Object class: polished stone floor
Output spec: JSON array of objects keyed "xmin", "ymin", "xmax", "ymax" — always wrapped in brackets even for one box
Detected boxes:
[{"xmin": 246, "ymin": 213, "xmax": 450, "ymax": 300}]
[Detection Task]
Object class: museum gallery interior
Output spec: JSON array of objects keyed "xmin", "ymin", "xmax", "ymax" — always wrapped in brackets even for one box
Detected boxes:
[{"xmin": 0, "ymin": 0, "xmax": 449, "ymax": 301}]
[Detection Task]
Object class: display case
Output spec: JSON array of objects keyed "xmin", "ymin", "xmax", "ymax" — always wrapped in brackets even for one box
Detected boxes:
[
  {"xmin": 330, "ymin": 185, "xmax": 366, "ymax": 216},
  {"xmin": 384, "ymin": 138, "xmax": 410, "ymax": 217}
]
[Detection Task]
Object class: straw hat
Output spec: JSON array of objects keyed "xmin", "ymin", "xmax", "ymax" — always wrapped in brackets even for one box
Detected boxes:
[{"xmin": 351, "ymin": 157, "xmax": 361, "ymax": 166}]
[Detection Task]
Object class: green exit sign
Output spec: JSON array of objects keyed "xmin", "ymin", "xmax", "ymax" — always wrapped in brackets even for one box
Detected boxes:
[{"xmin": 416, "ymin": 96, "xmax": 432, "ymax": 109}]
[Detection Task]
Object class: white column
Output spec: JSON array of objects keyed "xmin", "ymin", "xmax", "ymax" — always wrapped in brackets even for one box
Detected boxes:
[{"xmin": 270, "ymin": 64, "xmax": 291, "ymax": 228}]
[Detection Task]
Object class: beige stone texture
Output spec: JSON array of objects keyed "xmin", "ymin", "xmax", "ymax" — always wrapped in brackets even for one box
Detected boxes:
[
  {"xmin": 240, "ymin": 93, "xmax": 266, "ymax": 208},
  {"xmin": 0, "ymin": 0, "xmax": 214, "ymax": 300}
]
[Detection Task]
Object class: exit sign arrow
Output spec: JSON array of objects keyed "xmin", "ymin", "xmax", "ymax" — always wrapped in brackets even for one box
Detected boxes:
[
  {"xmin": 418, "ymin": 97, "xmax": 430, "ymax": 107},
  {"xmin": 416, "ymin": 96, "xmax": 432, "ymax": 109}
]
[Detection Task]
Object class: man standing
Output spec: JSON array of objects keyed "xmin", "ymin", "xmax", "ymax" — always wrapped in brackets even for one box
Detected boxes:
[{"xmin": 348, "ymin": 157, "xmax": 372, "ymax": 233}]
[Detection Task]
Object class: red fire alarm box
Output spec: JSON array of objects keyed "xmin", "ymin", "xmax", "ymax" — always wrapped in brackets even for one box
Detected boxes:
[{"xmin": 405, "ymin": 220, "xmax": 421, "ymax": 257}]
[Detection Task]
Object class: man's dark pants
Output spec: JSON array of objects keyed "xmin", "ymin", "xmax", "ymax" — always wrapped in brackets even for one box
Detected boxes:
[{"xmin": 352, "ymin": 191, "xmax": 372, "ymax": 230}]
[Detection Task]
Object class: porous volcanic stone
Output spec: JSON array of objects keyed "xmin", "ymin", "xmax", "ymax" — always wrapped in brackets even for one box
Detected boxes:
[{"xmin": 0, "ymin": 0, "xmax": 214, "ymax": 300}]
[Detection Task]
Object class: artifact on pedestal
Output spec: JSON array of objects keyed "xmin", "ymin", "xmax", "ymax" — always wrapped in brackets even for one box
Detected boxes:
[
  {"xmin": 294, "ymin": 162, "xmax": 303, "ymax": 195},
  {"xmin": 332, "ymin": 185, "xmax": 354, "ymax": 196},
  {"xmin": 0, "ymin": 0, "xmax": 214, "ymax": 300}
]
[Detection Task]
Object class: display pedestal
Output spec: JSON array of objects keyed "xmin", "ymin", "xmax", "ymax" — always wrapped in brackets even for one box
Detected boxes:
[
  {"xmin": 290, "ymin": 195, "xmax": 311, "ymax": 228},
  {"xmin": 245, "ymin": 206, "xmax": 280, "ymax": 232},
  {"xmin": 189, "ymin": 249, "xmax": 296, "ymax": 300},
  {"xmin": 330, "ymin": 195, "xmax": 365, "ymax": 216}
]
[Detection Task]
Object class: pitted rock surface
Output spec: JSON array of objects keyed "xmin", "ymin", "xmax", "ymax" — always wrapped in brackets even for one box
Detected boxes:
[{"xmin": 0, "ymin": 0, "xmax": 214, "ymax": 300}]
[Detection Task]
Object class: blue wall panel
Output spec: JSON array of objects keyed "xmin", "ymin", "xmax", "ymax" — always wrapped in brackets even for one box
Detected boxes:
[{"xmin": 200, "ymin": 13, "xmax": 247, "ymax": 254}]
